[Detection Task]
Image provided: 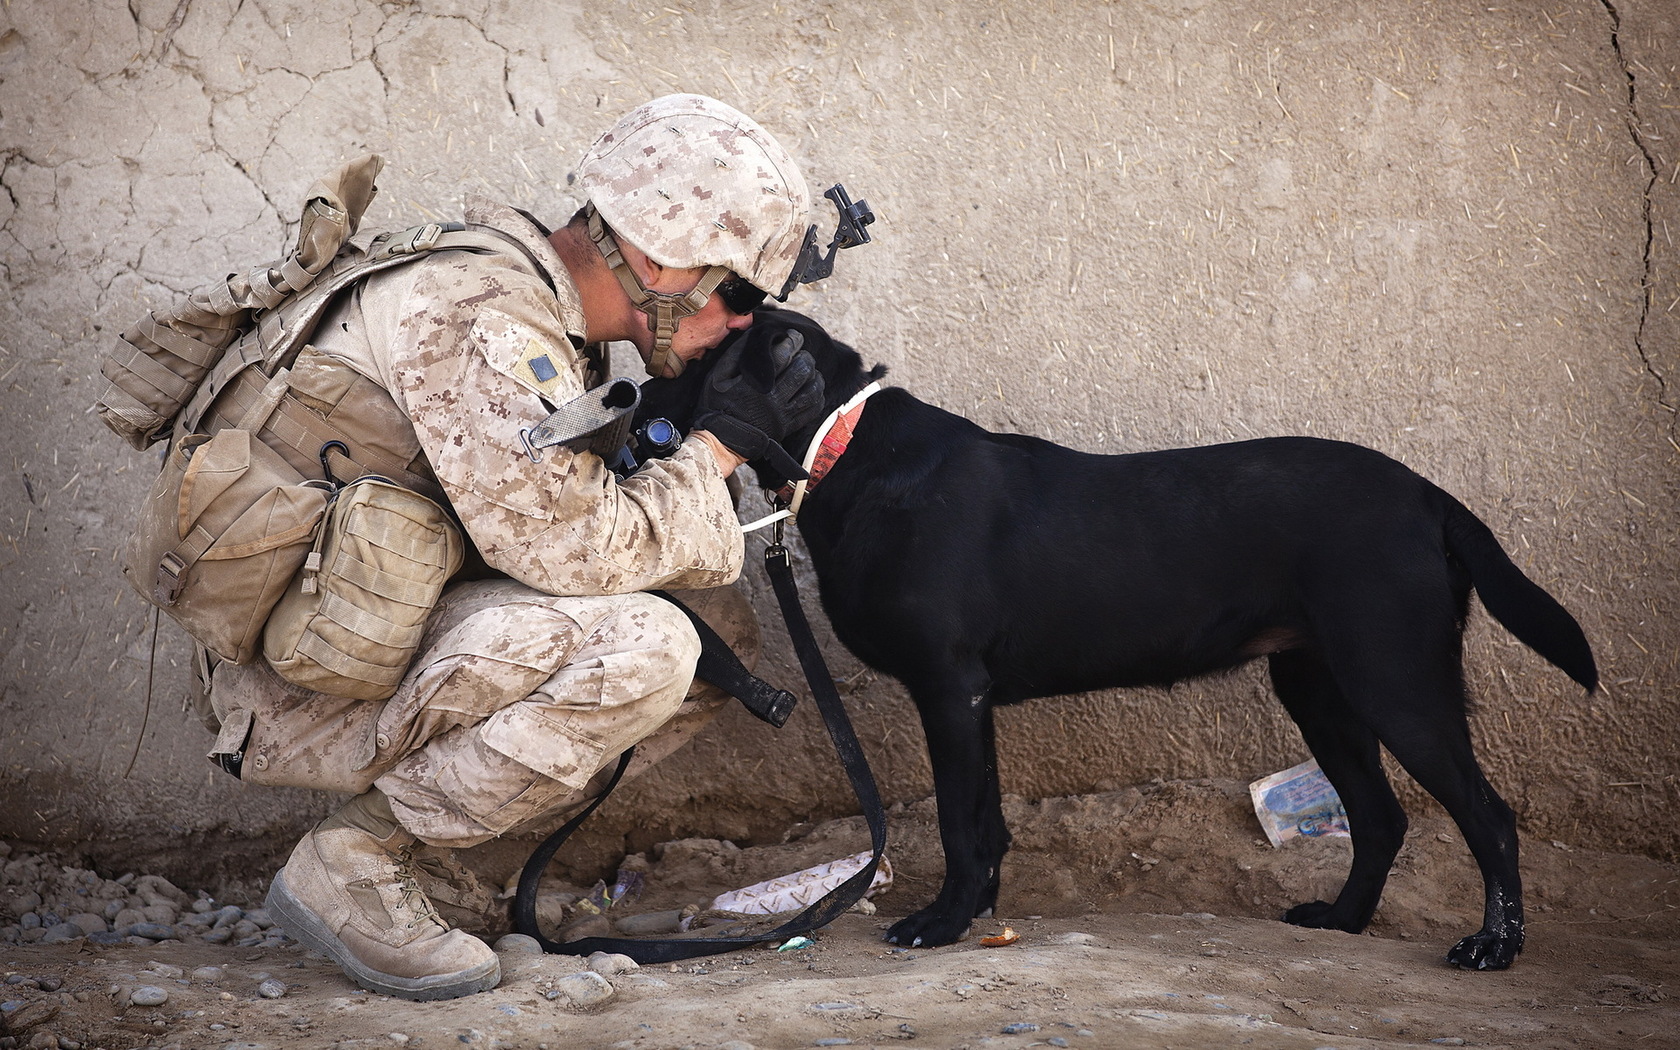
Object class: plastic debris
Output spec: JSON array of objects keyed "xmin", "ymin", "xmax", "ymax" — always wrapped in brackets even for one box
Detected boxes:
[
  {"xmin": 1248, "ymin": 758, "xmax": 1351, "ymax": 848},
  {"xmin": 709, "ymin": 851, "xmax": 893, "ymax": 915},
  {"xmin": 777, "ymin": 935, "xmax": 816, "ymax": 951},
  {"xmin": 980, "ymin": 926, "xmax": 1020, "ymax": 947}
]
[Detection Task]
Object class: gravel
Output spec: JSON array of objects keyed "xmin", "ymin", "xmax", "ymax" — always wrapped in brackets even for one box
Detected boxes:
[{"xmin": 0, "ymin": 842, "xmax": 292, "ymax": 952}]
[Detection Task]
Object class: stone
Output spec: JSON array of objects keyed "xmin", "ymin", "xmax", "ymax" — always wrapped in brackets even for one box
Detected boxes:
[
  {"xmin": 611, "ymin": 910, "xmax": 683, "ymax": 936},
  {"xmin": 586, "ymin": 952, "xmax": 639, "ymax": 976},
  {"xmin": 39, "ymin": 922, "xmax": 84, "ymax": 944},
  {"xmin": 139, "ymin": 904, "xmax": 178, "ymax": 925},
  {"xmin": 191, "ymin": 966, "xmax": 225, "ymax": 983},
  {"xmin": 67, "ymin": 913, "xmax": 107, "ymax": 935},
  {"xmin": 548, "ymin": 971, "xmax": 614, "ymax": 1007},
  {"xmin": 258, "ymin": 979, "xmax": 287, "ymax": 999},
  {"xmin": 492, "ymin": 933, "xmax": 543, "ymax": 955},
  {"xmin": 126, "ymin": 923, "xmax": 176, "ymax": 941},
  {"xmin": 129, "ymin": 986, "xmax": 169, "ymax": 1007}
]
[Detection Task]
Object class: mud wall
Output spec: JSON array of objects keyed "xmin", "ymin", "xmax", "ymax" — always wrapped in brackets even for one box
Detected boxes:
[{"xmin": 1, "ymin": 0, "xmax": 1674, "ymax": 886}]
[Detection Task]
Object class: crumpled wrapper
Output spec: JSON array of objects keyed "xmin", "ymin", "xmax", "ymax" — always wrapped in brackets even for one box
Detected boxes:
[{"xmin": 709, "ymin": 851, "xmax": 893, "ymax": 915}]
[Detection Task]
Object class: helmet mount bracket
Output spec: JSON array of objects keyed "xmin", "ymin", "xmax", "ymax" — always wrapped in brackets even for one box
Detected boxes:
[{"xmin": 775, "ymin": 185, "xmax": 876, "ymax": 301}]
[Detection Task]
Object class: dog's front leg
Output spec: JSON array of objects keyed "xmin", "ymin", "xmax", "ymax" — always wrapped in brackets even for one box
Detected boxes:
[{"xmin": 886, "ymin": 682, "xmax": 1006, "ymax": 948}]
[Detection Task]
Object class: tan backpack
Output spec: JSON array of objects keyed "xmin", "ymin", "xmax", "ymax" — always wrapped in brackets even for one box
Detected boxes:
[{"xmin": 99, "ymin": 156, "xmax": 514, "ymax": 698}]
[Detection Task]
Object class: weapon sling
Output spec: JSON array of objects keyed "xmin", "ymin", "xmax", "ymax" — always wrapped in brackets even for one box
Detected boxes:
[{"xmin": 512, "ymin": 529, "xmax": 888, "ymax": 963}]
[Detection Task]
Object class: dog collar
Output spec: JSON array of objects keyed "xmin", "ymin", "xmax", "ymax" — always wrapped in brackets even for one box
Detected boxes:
[{"xmin": 740, "ymin": 381, "xmax": 882, "ymax": 533}]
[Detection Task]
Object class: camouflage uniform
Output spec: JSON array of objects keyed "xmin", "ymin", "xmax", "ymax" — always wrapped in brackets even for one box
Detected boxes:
[{"xmin": 209, "ymin": 197, "xmax": 753, "ymax": 847}]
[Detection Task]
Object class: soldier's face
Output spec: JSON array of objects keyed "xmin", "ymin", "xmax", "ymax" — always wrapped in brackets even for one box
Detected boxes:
[{"xmin": 638, "ymin": 267, "xmax": 757, "ymax": 378}]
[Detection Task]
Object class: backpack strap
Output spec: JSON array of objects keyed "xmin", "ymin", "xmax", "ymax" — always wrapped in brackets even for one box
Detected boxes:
[{"xmin": 178, "ymin": 224, "xmax": 536, "ymax": 437}]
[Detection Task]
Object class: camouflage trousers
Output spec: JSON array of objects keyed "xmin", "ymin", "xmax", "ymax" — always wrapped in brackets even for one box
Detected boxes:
[{"xmin": 206, "ymin": 579, "xmax": 758, "ymax": 847}]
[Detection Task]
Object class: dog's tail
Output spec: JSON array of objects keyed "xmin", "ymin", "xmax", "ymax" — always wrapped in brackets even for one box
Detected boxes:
[{"xmin": 1440, "ymin": 492, "xmax": 1598, "ymax": 692}]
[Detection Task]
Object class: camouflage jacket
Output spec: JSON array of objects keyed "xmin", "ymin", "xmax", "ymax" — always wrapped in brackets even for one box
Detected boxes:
[{"xmin": 309, "ymin": 198, "xmax": 745, "ymax": 596}]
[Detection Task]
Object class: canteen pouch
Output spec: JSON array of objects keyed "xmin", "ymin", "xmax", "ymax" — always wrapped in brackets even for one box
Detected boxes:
[
  {"xmin": 263, "ymin": 477, "xmax": 464, "ymax": 701},
  {"xmin": 124, "ymin": 429, "xmax": 331, "ymax": 664}
]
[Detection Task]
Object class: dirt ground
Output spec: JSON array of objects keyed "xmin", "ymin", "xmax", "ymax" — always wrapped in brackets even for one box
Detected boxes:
[{"xmin": 4, "ymin": 778, "xmax": 1675, "ymax": 1049}]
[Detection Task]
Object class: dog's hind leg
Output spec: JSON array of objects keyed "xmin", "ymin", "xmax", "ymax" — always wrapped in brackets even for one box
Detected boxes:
[
  {"xmin": 885, "ymin": 676, "xmax": 1007, "ymax": 948},
  {"xmin": 1318, "ymin": 616, "xmax": 1525, "ymax": 970},
  {"xmin": 1267, "ymin": 650, "xmax": 1408, "ymax": 935}
]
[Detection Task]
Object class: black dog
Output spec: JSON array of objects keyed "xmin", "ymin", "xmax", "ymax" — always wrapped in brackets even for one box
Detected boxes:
[{"xmin": 637, "ymin": 308, "xmax": 1597, "ymax": 970}]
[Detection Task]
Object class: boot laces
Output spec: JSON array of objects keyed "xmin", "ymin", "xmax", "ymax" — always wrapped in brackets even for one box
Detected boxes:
[{"xmin": 392, "ymin": 843, "xmax": 449, "ymax": 931}]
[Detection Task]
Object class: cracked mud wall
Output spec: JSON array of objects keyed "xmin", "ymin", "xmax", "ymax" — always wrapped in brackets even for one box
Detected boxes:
[{"xmin": 0, "ymin": 0, "xmax": 1674, "ymax": 886}]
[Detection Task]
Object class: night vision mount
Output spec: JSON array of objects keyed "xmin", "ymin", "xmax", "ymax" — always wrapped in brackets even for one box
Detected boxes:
[{"xmin": 776, "ymin": 184, "xmax": 876, "ymax": 301}]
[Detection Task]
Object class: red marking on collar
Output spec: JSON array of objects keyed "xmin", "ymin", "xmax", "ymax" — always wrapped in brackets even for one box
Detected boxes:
[{"xmin": 776, "ymin": 397, "xmax": 870, "ymax": 504}]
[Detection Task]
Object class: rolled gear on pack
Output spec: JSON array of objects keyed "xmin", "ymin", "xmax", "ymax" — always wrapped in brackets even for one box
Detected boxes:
[{"xmin": 96, "ymin": 156, "xmax": 384, "ymax": 450}]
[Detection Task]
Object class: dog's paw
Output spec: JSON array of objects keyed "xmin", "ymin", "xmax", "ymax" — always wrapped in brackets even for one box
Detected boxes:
[
  {"xmin": 1446, "ymin": 929, "xmax": 1522, "ymax": 971},
  {"xmin": 1282, "ymin": 900, "xmax": 1340, "ymax": 929},
  {"xmin": 884, "ymin": 909, "xmax": 972, "ymax": 948}
]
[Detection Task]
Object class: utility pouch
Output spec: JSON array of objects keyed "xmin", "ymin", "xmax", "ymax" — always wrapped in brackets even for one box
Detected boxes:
[
  {"xmin": 123, "ymin": 428, "xmax": 331, "ymax": 664},
  {"xmin": 263, "ymin": 476, "xmax": 464, "ymax": 701}
]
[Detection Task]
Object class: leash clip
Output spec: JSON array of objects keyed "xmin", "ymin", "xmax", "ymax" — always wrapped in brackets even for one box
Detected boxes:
[{"xmin": 764, "ymin": 516, "xmax": 791, "ymax": 573}]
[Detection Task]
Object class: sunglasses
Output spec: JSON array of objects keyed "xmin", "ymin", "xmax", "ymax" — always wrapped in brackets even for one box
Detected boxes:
[{"xmin": 715, "ymin": 273, "xmax": 768, "ymax": 316}]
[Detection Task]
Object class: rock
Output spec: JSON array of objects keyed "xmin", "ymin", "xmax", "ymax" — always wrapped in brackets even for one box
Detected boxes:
[
  {"xmin": 258, "ymin": 979, "xmax": 287, "ymax": 999},
  {"xmin": 19, "ymin": 913, "xmax": 40, "ymax": 931},
  {"xmin": 111, "ymin": 909, "xmax": 144, "ymax": 929},
  {"xmin": 28, "ymin": 1029, "xmax": 60, "ymax": 1049},
  {"xmin": 4, "ymin": 1001, "xmax": 59, "ymax": 1033},
  {"xmin": 85, "ymin": 931, "xmax": 124, "ymax": 946},
  {"xmin": 492, "ymin": 934, "xmax": 543, "ymax": 955},
  {"xmin": 67, "ymin": 913, "xmax": 107, "ymax": 935},
  {"xmin": 144, "ymin": 963, "xmax": 183, "ymax": 980},
  {"xmin": 139, "ymin": 904, "xmax": 178, "ymax": 925},
  {"xmin": 191, "ymin": 966, "xmax": 225, "ymax": 983},
  {"xmin": 200, "ymin": 927, "xmax": 233, "ymax": 944},
  {"xmin": 39, "ymin": 923, "xmax": 84, "ymax": 944},
  {"xmin": 126, "ymin": 923, "xmax": 175, "ymax": 941},
  {"xmin": 1047, "ymin": 932, "xmax": 1097, "ymax": 946},
  {"xmin": 1001, "ymin": 1022, "xmax": 1040, "ymax": 1034},
  {"xmin": 129, "ymin": 986, "xmax": 169, "ymax": 1007},
  {"xmin": 190, "ymin": 897, "xmax": 216, "ymax": 914},
  {"xmin": 558, "ymin": 916, "xmax": 612, "ymax": 942},
  {"xmin": 586, "ymin": 952, "xmax": 639, "ymax": 976},
  {"xmin": 134, "ymin": 875, "xmax": 187, "ymax": 907},
  {"xmin": 548, "ymin": 971, "xmax": 614, "ymax": 1007},
  {"xmin": 212, "ymin": 905, "xmax": 243, "ymax": 929},
  {"xmin": 611, "ymin": 910, "xmax": 683, "ymax": 936}
]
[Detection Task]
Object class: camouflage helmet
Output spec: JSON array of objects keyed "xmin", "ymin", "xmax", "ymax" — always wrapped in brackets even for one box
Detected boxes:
[{"xmin": 578, "ymin": 94, "xmax": 812, "ymax": 295}]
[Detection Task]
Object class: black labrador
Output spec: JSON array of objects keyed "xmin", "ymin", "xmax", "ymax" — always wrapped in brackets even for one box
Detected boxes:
[{"xmin": 636, "ymin": 308, "xmax": 1597, "ymax": 970}]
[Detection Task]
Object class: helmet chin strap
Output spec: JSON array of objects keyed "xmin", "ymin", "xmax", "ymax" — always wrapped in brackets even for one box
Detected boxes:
[{"xmin": 586, "ymin": 205, "xmax": 729, "ymax": 378}]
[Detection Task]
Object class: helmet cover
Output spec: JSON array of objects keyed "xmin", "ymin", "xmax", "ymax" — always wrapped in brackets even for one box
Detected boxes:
[{"xmin": 578, "ymin": 94, "xmax": 812, "ymax": 294}]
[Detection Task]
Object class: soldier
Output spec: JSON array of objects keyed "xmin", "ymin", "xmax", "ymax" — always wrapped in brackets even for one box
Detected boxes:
[{"xmin": 211, "ymin": 95, "xmax": 837, "ymax": 1000}]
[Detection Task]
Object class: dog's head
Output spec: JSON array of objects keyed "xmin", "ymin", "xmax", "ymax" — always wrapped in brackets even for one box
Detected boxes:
[{"xmin": 635, "ymin": 307, "xmax": 887, "ymax": 490}]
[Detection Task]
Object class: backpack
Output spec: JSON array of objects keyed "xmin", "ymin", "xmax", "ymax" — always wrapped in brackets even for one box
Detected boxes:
[{"xmin": 97, "ymin": 155, "xmax": 521, "ymax": 699}]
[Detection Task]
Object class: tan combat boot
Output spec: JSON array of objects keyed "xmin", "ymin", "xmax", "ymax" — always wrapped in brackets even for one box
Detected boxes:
[
  {"xmin": 410, "ymin": 844, "xmax": 510, "ymax": 938},
  {"xmin": 265, "ymin": 790, "xmax": 501, "ymax": 1000}
]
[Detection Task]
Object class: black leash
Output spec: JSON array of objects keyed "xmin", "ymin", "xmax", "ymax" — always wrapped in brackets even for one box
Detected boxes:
[{"xmin": 512, "ymin": 525, "xmax": 888, "ymax": 963}]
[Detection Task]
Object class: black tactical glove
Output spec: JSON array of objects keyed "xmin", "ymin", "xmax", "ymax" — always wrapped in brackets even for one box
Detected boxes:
[{"xmin": 692, "ymin": 329, "xmax": 826, "ymax": 485}]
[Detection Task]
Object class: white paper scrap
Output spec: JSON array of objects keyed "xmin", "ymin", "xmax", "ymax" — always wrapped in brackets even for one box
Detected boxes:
[
  {"xmin": 1249, "ymin": 758, "xmax": 1351, "ymax": 848},
  {"xmin": 710, "ymin": 851, "xmax": 893, "ymax": 915}
]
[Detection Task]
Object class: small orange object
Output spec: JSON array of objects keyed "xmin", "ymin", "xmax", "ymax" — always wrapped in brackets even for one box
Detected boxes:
[{"xmin": 980, "ymin": 926, "xmax": 1020, "ymax": 947}]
